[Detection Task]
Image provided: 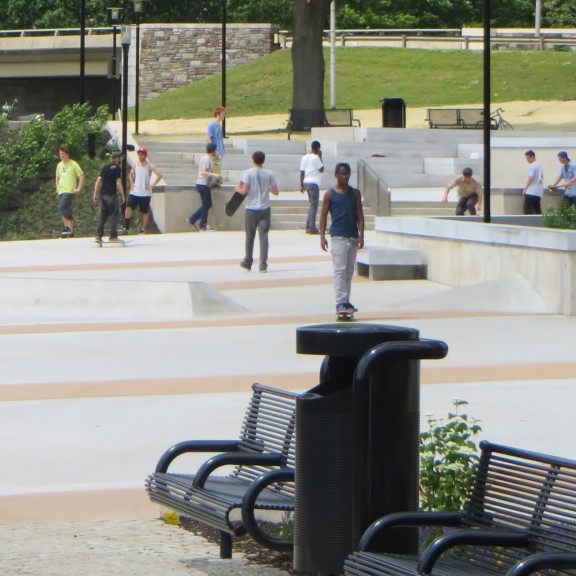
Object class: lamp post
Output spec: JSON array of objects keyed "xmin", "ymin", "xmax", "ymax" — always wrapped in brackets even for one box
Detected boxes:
[
  {"xmin": 220, "ymin": 0, "xmax": 227, "ymax": 137},
  {"xmin": 121, "ymin": 26, "xmax": 132, "ymax": 195},
  {"xmin": 133, "ymin": 0, "xmax": 143, "ymax": 134},
  {"xmin": 108, "ymin": 7, "xmax": 122, "ymax": 118},
  {"xmin": 80, "ymin": 0, "xmax": 86, "ymax": 103},
  {"xmin": 483, "ymin": 0, "xmax": 491, "ymax": 223}
]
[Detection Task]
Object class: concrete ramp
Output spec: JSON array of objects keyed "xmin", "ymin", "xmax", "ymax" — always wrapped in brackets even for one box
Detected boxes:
[
  {"xmin": 398, "ymin": 275, "xmax": 552, "ymax": 315},
  {"xmin": 0, "ymin": 277, "xmax": 246, "ymax": 322}
]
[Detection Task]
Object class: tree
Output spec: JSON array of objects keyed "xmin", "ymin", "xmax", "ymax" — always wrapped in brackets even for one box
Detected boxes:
[{"xmin": 289, "ymin": 0, "xmax": 332, "ymax": 130}]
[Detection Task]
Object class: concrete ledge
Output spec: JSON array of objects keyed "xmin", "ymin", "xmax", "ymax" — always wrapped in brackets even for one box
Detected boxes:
[
  {"xmin": 356, "ymin": 246, "xmax": 426, "ymax": 281},
  {"xmin": 374, "ymin": 216, "xmax": 576, "ymax": 314}
]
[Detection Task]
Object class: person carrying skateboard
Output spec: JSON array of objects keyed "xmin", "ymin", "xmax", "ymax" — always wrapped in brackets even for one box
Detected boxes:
[
  {"xmin": 237, "ymin": 151, "xmax": 279, "ymax": 273},
  {"xmin": 319, "ymin": 162, "xmax": 365, "ymax": 318},
  {"xmin": 206, "ymin": 106, "xmax": 226, "ymax": 185},
  {"xmin": 93, "ymin": 151, "xmax": 126, "ymax": 245},
  {"xmin": 186, "ymin": 143, "xmax": 222, "ymax": 232}
]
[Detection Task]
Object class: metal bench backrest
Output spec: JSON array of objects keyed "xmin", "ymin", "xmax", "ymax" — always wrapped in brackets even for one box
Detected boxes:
[
  {"xmin": 458, "ymin": 108, "xmax": 485, "ymax": 129},
  {"xmin": 234, "ymin": 383, "xmax": 298, "ymax": 483},
  {"xmin": 456, "ymin": 440, "xmax": 576, "ymax": 572},
  {"xmin": 325, "ymin": 108, "xmax": 354, "ymax": 126},
  {"xmin": 427, "ymin": 108, "xmax": 460, "ymax": 128}
]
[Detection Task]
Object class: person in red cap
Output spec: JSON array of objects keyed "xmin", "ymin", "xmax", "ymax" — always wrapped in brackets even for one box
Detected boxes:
[{"xmin": 120, "ymin": 147, "xmax": 162, "ymax": 234}]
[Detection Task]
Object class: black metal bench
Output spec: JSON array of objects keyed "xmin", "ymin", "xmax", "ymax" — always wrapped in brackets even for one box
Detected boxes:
[
  {"xmin": 145, "ymin": 383, "xmax": 297, "ymax": 558},
  {"xmin": 426, "ymin": 108, "xmax": 486, "ymax": 129},
  {"xmin": 287, "ymin": 108, "xmax": 361, "ymax": 139},
  {"xmin": 345, "ymin": 440, "xmax": 576, "ymax": 576}
]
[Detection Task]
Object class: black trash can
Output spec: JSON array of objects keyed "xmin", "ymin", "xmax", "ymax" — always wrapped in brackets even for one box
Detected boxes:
[
  {"xmin": 381, "ymin": 97, "xmax": 406, "ymax": 128},
  {"xmin": 293, "ymin": 323, "xmax": 447, "ymax": 575}
]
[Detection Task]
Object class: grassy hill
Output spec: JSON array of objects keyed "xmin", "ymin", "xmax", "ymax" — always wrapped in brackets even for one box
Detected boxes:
[{"xmin": 137, "ymin": 47, "xmax": 576, "ymax": 120}]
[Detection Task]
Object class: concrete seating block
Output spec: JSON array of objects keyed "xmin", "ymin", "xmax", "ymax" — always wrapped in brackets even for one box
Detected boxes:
[{"xmin": 356, "ymin": 246, "xmax": 426, "ymax": 281}]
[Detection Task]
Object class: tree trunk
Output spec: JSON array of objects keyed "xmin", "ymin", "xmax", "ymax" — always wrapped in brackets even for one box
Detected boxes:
[{"xmin": 290, "ymin": 0, "xmax": 332, "ymax": 131}]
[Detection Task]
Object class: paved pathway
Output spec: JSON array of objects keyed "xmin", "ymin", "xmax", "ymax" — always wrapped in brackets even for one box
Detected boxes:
[{"xmin": 1, "ymin": 230, "xmax": 575, "ymax": 575}]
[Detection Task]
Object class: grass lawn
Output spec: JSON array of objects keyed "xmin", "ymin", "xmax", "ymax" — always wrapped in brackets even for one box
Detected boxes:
[{"xmin": 137, "ymin": 48, "xmax": 576, "ymax": 120}]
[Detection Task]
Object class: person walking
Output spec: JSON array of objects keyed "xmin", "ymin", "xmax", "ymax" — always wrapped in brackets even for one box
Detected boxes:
[
  {"xmin": 93, "ymin": 151, "xmax": 126, "ymax": 243},
  {"xmin": 120, "ymin": 147, "xmax": 162, "ymax": 235},
  {"xmin": 522, "ymin": 150, "xmax": 544, "ymax": 215},
  {"xmin": 299, "ymin": 140, "xmax": 324, "ymax": 234},
  {"xmin": 549, "ymin": 151, "xmax": 576, "ymax": 208},
  {"xmin": 206, "ymin": 106, "xmax": 226, "ymax": 183},
  {"xmin": 237, "ymin": 151, "xmax": 279, "ymax": 273},
  {"xmin": 442, "ymin": 167, "xmax": 483, "ymax": 215},
  {"xmin": 55, "ymin": 146, "xmax": 85, "ymax": 238},
  {"xmin": 319, "ymin": 162, "xmax": 365, "ymax": 316},
  {"xmin": 186, "ymin": 143, "xmax": 222, "ymax": 232}
]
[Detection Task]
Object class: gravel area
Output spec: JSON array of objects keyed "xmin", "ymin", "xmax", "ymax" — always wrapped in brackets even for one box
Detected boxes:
[{"xmin": 1, "ymin": 518, "xmax": 290, "ymax": 576}]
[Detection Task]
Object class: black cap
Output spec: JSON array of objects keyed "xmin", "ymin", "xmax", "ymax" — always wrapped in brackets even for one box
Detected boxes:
[{"xmin": 111, "ymin": 151, "xmax": 123, "ymax": 159}]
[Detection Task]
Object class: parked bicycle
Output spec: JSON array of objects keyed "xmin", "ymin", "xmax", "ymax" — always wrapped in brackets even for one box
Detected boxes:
[
  {"xmin": 489, "ymin": 107, "xmax": 513, "ymax": 130},
  {"xmin": 1, "ymin": 98, "xmax": 18, "ymax": 120}
]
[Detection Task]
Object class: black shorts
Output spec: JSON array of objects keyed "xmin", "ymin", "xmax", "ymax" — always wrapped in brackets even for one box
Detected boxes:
[
  {"xmin": 58, "ymin": 193, "xmax": 74, "ymax": 219},
  {"xmin": 126, "ymin": 194, "xmax": 151, "ymax": 213}
]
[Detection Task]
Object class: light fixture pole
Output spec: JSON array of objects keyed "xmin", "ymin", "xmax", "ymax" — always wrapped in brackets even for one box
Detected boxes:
[
  {"xmin": 220, "ymin": 0, "xmax": 227, "ymax": 137},
  {"xmin": 80, "ymin": 0, "xmax": 86, "ymax": 103},
  {"xmin": 133, "ymin": 0, "xmax": 143, "ymax": 134},
  {"xmin": 121, "ymin": 26, "xmax": 132, "ymax": 195},
  {"xmin": 108, "ymin": 7, "xmax": 122, "ymax": 118},
  {"xmin": 483, "ymin": 0, "xmax": 491, "ymax": 223}
]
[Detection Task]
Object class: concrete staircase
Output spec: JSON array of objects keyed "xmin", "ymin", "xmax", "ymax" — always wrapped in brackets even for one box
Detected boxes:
[{"xmin": 137, "ymin": 128, "xmax": 483, "ymax": 228}]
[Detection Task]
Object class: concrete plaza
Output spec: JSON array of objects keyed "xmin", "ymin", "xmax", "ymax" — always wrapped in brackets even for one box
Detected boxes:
[{"xmin": 0, "ymin": 226, "xmax": 575, "ymax": 574}]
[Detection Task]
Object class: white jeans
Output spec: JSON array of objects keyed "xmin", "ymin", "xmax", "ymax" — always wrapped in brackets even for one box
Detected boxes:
[{"xmin": 331, "ymin": 236, "xmax": 358, "ymax": 306}]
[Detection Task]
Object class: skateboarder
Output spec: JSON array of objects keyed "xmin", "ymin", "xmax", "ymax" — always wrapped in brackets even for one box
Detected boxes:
[
  {"xmin": 93, "ymin": 151, "xmax": 126, "ymax": 245},
  {"xmin": 55, "ymin": 146, "xmax": 85, "ymax": 238},
  {"xmin": 300, "ymin": 140, "xmax": 324, "ymax": 234},
  {"xmin": 237, "ymin": 151, "xmax": 279, "ymax": 273},
  {"xmin": 319, "ymin": 162, "xmax": 364, "ymax": 318}
]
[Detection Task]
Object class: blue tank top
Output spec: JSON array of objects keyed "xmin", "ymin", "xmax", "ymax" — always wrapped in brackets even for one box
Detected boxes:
[{"xmin": 329, "ymin": 186, "xmax": 359, "ymax": 238}]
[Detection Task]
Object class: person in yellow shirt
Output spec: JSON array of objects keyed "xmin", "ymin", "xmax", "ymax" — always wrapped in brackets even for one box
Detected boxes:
[{"xmin": 55, "ymin": 146, "xmax": 84, "ymax": 237}]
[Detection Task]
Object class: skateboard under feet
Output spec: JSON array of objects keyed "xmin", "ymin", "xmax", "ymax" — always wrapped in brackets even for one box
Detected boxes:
[
  {"xmin": 336, "ymin": 311, "xmax": 355, "ymax": 322},
  {"xmin": 95, "ymin": 238, "xmax": 126, "ymax": 247}
]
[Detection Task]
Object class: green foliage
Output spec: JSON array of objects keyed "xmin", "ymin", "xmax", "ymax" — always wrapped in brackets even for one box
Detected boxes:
[
  {"xmin": 542, "ymin": 204, "xmax": 576, "ymax": 229},
  {"xmin": 420, "ymin": 399, "xmax": 482, "ymax": 512}
]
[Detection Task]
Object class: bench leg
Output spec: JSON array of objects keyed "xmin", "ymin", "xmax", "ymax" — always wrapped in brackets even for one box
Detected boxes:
[{"xmin": 219, "ymin": 530, "xmax": 233, "ymax": 559}]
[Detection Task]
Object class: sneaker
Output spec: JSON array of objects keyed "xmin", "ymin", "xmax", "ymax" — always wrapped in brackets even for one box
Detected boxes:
[
  {"xmin": 346, "ymin": 302, "xmax": 358, "ymax": 313},
  {"xmin": 259, "ymin": 264, "xmax": 268, "ymax": 273},
  {"xmin": 139, "ymin": 229, "xmax": 146, "ymax": 235},
  {"xmin": 186, "ymin": 217, "xmax": 199, "ymax": 231},
  {"xmin": 240, "ymin": 260, "xmax": 251, "ymax": 272},
  {"xmin": 308, "ymin": 228, "xmax": 320, "ymax": 235},
  {"xmin": 108, "ymin": 237, "xmax": 122, "ymax": 243},
  {"xmin": 95, "ymin": 236, "xmax": 102, "ymax": 245},
  {"xmin": 118, "ymin": 227, "xmax": 128, "ymax": 236},
  {"xmin": 336, "ymin": 303, "xmax": 349, "ymax": 314},
  {"xmin": 61, "ymin": 227, "xmax": 72, "ymax": 238},
  {"xmin": 200, "ymin": 225, "xmax": 215, "ymax": 232}
]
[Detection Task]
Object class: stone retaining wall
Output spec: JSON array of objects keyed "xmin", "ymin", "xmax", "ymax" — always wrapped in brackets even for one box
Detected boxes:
[{"xmin": 138, "ymin": 24, "xmax": 279, "ymax": 101}]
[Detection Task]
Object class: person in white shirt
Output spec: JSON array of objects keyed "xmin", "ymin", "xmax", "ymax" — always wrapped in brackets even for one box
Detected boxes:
[
  {"xmin": 522, "ymin": 150, "xmax": 544, "ymax": 215},
  {"xmin": 299, "ymin": 140, "xmax": 324, "ymax": 234}
]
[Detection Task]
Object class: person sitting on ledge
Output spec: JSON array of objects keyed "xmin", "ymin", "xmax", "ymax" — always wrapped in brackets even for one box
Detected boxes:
[{"xmin": 442, "ymin": 167, "xmax": 483, "ymax": 216}]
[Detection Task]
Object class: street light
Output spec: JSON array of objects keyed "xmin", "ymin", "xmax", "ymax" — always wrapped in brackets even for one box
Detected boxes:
[
  {"xmin": 108, "ymin": 7, "xmax": 122, "ymax": 118},
  {"xmin": 133, "ymin": 0, "xmax": 143, "ymax": 134},
  {"xmin": 221, "ymin": 0, "xmax": 227, "ymax": 137},
  {"xmin": 80, "ymin": 0, "xmax": 86, "ymax": 103},
  {"xmin": 121, "ymin": 26, "xmax": 132, "ymax": 195}
]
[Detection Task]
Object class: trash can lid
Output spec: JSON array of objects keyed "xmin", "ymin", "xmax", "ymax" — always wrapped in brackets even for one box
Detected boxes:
[{"xmin": 296, "ymin": 323, "xmax": 419, "ymax": 357}]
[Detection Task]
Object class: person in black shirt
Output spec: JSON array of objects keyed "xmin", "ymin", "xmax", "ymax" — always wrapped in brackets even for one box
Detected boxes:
[{"xmin": 93, "ymin": 151, "xmax": 126, "ymax": 243}]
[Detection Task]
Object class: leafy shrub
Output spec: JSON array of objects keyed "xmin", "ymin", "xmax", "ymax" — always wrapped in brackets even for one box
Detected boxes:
[
  {"xmin": 542, "ymin": 204, "xmax": 576, "ymax": 229},
  {"xmin": 420, "ymin": 399, "xmax": 482, "ymax": 512}
]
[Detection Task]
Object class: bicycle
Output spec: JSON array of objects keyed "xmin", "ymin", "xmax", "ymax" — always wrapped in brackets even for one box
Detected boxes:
[{"xmin": 489, "ymin": 107, "xmax": 514, "ymax": 130}]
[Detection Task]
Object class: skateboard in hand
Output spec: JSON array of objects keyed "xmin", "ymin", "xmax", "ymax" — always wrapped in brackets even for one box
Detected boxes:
[{"xmin": 225, "ymin": 187, "xmax": 246, "ymax": 217}]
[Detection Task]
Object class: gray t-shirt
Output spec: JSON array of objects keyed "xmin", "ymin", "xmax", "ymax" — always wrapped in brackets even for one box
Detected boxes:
[
  {"xmin": 196, "ymin": 155, "xmax": 212, "ymax": 186},
  {"xmin": 242, "ymin": 167, "xmax": 277, "ymax": 210}
]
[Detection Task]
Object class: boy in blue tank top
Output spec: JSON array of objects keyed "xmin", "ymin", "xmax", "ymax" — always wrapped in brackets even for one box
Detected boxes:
[{"xmin": 319, "ymin": 163, "xmax": 365, "ymax": 315}]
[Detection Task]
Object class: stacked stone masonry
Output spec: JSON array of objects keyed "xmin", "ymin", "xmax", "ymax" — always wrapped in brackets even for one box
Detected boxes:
[{"xmin": 139, "ymin": 24, "xmax": 279, "ymax": 101}]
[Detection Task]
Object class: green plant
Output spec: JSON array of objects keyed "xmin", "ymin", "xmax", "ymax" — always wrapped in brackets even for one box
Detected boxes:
[
  {"xmin": 542, "ymin": 204, "xmax": 576, "ymax": 229},
  {"xmin": 420, "ymin": 399, "xmax": 482, "ymax": 512}
]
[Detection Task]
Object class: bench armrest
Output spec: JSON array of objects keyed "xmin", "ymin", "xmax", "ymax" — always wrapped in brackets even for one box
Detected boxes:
[
  {"xmin": 193, "ymin": 452, "xmax": 284, "ymax": 488},
  {"xmin": 241, "ymin": 467, "xmax": 295, "ymax": 551},
  {"xmin": 155, "ymin": 440, "xmax": 242, "ymax": 473},
  {"xmin": 358, "ymin": 511, "xmax": 464, "ymax": 551},
  {"xmin": 506, "ymin": 552, "xmax": 576, "ymax": 576},
  {"xmin": 418, "ymin": 529, "xmax": 531, "ymax": 574}
]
